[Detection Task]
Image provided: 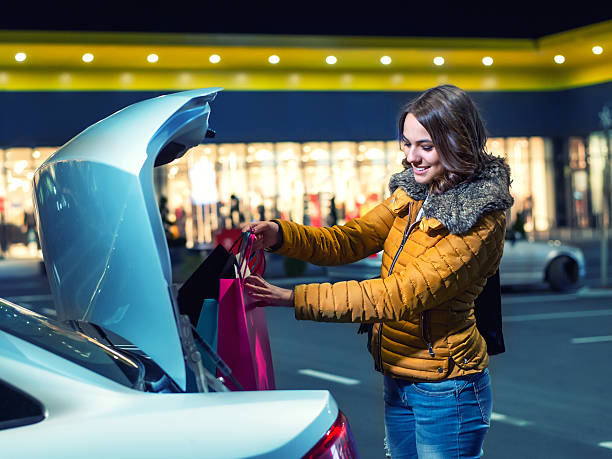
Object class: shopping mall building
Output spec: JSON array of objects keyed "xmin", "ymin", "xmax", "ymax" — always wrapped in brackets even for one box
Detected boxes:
[{"xmin": 0, "ymin": 22, "xmax": 611, "ymax": 253}]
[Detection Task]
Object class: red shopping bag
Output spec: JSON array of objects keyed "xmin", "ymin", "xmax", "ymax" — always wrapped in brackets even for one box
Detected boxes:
[{"xmin": 217, "ymin": 233, "xmax": 275, "ymax": 391}]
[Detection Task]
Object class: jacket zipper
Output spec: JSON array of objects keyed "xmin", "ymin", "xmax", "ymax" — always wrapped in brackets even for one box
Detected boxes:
[
  {"xmin": 377, "ymin": 204, "xmax": 423, "ymax": 371},
  {"xmin": 421, "ymin": 311, "xmax": 435, "ymax": 357},
  {"xmin": 387, "ymin": 214, "xmax": 417, "ymax": 276},
  {"xmin": 375, "ymin": 324, "xmax": 383, "ymax": 372}
]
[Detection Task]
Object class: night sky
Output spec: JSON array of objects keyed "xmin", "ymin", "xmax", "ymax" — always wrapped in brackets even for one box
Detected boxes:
[{"xmin": 2, "ymin": 1, "xmax": 612, "ymax": 38}]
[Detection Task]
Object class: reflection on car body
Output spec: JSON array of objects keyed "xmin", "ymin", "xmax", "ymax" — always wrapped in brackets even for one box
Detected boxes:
[{"xmin": 0, "ymin": 88, "xmax": 358, "ymax": 458}]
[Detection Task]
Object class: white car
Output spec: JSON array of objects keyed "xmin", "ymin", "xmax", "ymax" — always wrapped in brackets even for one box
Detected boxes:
[
  {"xmin": 327, "ymin": 231, "xmax": 585, "ymax": 292},
  {"xmin": 0, "ymin": 88, "xmax": 358, "ymax": 458},
  {"xmin": 499, "ymin": 231, "xmax": 585, "ymax": 291}
]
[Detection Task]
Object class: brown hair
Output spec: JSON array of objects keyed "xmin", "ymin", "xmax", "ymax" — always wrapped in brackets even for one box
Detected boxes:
[{"xmin": 398, "ymin": 84, "xmax": 490, "ymax": 194}]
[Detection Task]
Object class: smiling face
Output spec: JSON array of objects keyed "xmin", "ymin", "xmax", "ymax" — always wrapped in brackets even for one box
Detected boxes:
[{"xmin": 401, "ymin": 113, "xmax": 446, "ymax": 185}]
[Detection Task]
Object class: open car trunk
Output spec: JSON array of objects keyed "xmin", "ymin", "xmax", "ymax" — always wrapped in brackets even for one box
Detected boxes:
[{"xmin": 33, "ymin": 88, "xmax": 222, "ymax": 391}]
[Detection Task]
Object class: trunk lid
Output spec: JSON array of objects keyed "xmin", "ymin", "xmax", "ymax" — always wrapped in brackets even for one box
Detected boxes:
[{"xmin": 33, "ymin": 88, "xmax": 222, "ymax": 391}]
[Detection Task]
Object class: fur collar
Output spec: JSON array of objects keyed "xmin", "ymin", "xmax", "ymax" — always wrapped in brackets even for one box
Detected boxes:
[{"xmin": 388, "ymin": 155, "xmax": 514, "ymax": 234}]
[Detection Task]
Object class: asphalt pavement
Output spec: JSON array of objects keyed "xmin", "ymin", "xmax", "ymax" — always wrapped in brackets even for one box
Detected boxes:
[
  {"xmin": 265, "ymin": 288, "xmax": 612, "ymax": 458},
  {"xmin": 2, "ymin": 254, "xmax": 612, "ymax": 458}
]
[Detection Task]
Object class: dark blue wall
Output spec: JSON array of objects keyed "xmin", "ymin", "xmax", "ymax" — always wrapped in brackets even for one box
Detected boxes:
[{"xmin": 1, "ymin": 82, "xmax": 611, "ymax": 147}]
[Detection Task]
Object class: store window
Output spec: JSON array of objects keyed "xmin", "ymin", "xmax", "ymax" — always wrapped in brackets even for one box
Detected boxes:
[
  {"xmin": 185, "ymin": 145, "xmax": 219, "ymax": 247},
  {"xmin": 2, "ymin": 135, "xmax": 568, "ymax": 257},
  {"xmin": 569, "ymin": 137, "xmax": 590, "ymax": 228},
  {"xmin": 0, "ymin": 147, "xmax": 55, "ymax": 257},
  {"xmin": 528, "ymin": 137, "xmax": 554, "ymax": 232},
  {"xmin": 331, "ymin": 142, "xmax": 359, "ymax": 225},
  {"xmin": 356, "ymin": 142, "xmax": 388, "ymax": 217},
  {"xmin": 302, "ymin": 142, "xmax": 332, "ymax": 226},
  {"xmin": 506, "ymin": 138, "xmax": 530, "ymax": 230},
  {"xmin": 385, "ymin": 141, "xmax": 404, "ymax": 180},
  {"xmin": 487, "ymin": 137, "xmax": 554, "ymax": 234},
  {"xmin": 246, "ymin": 143, "xmax": 277, "ymax": 224},
  {"xmin": 217, "ymin": 143, "xmax": 248, "ymax": 229},
  {"xmin": 275, "ymin": 142, "xmax": 303, "ymax": 223},
  {"xmin": 588, "ymin": 132, "xmax": 611, "ymax": 226}
]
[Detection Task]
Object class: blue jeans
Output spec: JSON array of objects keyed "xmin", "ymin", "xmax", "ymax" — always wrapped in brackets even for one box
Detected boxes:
[{"xmin": 384, "ymin": 368, "xmax": 492, "ymax": 459}]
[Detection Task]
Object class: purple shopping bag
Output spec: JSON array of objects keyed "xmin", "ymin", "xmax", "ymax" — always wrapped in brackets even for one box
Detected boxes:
[{"xmin": 217, "ymin": 233, "xmax": 275, "ymax": 391}]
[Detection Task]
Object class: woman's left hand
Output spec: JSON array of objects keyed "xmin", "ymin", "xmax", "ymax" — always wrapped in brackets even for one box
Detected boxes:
[{"xmin": 245, "ymin": 274, "xmax": 294, "ymax": 307}]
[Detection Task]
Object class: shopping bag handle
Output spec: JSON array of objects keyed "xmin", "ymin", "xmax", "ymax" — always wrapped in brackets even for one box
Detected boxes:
[
  {"xmin": 249, "ymin": 245, "xmax": 266, "ymax": 275},
  {"xmin": 245, "ymin": 232, "xmax": 266, "ymax": 276},
  {"xmin": 238, "ymin": 232, "xmax": 256, "ymax": 278},
  {"xmin": 232, "ymin": 231, "xmax": 266, "ymax": 278}
]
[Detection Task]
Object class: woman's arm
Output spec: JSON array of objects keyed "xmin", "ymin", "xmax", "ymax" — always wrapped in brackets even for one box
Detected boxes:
[
  {"xmin": 269, "ymin": 197, "xmax": 396, "ymax": 266},
  {"xmin": 292, "ymin": 211, "xmax": 507, "ymax": 323},
  {"xmin": 245, "ymin": 274, "xmax": 294, "ymax": 307}
]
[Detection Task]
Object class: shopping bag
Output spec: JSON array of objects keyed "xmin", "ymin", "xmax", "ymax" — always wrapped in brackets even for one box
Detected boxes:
[
  {"xmin": 217, "ymin": 233, "xmax": 275, "ymax": 391},
  {"xmin": 177, "ymin": 243, "xmax": 237, "ymax": 326},
  {"xmin": 195, "ymin": 298, "xmax": 219, "ymax": 375}
]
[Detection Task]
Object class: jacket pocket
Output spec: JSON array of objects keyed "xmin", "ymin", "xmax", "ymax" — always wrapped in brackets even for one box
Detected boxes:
[
  {"xmin": 370, "ymin": 323, "xmax": 383, "ymax": 372},
  {"xmin": 420, "ymin": 311, "xmax": 434, "ymax": 357}
]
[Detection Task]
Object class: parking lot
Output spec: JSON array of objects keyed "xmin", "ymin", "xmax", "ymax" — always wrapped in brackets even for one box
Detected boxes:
[
  {"xmin": 264, "ymin": 286, "xmax": 612, "ymax": 458},
  {"xmin": 3, "ymin": 254, "xmax": 612, "ymax": 458}
]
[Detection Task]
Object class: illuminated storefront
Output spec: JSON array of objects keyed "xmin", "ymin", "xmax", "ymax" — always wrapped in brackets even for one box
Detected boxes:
[
  {"xmin": 586, "ymin": 132, "xmax": 612, "ymax": 227},
  {"xmin": 152, "ymin": 139, "xmax": 408, "ymax": 249},
  {"xmin": 1, "ymin": 133, "xmax": 610, "ymax": 255},
  {"xmin": 0, "ymin": 147, "xmax": 56, "ymax": 257},
  {"xmin": 488, "ymin": 137, "xmax": 557, "ymax": 233},
  {"xmin": 0, "ymin": 25, "xmax": 610, "ymax": 255}
]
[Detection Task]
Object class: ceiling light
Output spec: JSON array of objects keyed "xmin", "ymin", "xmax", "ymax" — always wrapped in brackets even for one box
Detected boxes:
[
  {"xmin": 15, "ymin": 52, "xmax": 26, "ymax": 62},
  {"xmin": 482, "ymin": 56, "xmax": 493, "ymax": 66},
  {"xmin": 554, "ymin": 55, "xmax": 565, "ymax": 64},
  {"xmin": 268, "ymin": 55, "xmax": 280, "ymax": 64},
  {"xmin": 147, "ymin": 53, "xmax": 159, "ymax": 63},
  {"xmin": 82, "ymin": 53, "xmax": 94, "ymax": 63},
  {"xmin": 326, "ymin": 55, "xmax": 337, "ymax": 65},
  {"xmin": 209, "ymin": 54, "xmax": 221, "ymax": 64},
  {"xmin": 32, "ymin": 150, "xmax": 41, "ymax": 159},
  {"xmin": 592, "ymin": 46, "xmax": 603, "ymax": 55},
  {"xmin": 380, "ymin": 56, "xmax": 392, "ymax": 65},
  {"xmin": 433, "ymin": 56, "xmax": 445, "ymax": 66}
]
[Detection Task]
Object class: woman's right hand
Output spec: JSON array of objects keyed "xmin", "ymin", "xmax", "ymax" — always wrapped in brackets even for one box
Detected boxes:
[{"xmin": 241, "ymin": 221, "xmax": 280, "ymax": 251}]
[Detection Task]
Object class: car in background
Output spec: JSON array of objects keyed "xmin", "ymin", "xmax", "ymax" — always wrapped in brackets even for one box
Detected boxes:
[
  {"xmin": 0, "ymin": 88, "xmax": 358, "ymax": 458},
  {"xmin": 327, "ymin": 230, "xmax": 585, "ymax": 292},
  {"xmin": 499, "ymin": 230, "xmax": 585, "ymax": 291}
]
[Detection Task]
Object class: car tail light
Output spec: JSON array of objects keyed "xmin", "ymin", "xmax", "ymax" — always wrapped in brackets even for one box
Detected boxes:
[{"xmin": 302, "ymin": 411, "xmax": 359, "ymax": 458}]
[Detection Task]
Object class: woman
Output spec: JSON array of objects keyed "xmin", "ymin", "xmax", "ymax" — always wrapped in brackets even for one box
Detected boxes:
[{"xmin": 244, "ymin": 84, "xmax": 513, "ymax": 458}]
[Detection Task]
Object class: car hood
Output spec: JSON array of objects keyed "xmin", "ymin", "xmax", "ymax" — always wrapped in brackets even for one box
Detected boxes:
[{"xmin": 33, "ymin": 88, "xmax": 222, "ymax": 391}]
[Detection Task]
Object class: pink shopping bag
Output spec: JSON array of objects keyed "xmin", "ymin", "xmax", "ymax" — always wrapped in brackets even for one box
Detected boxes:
[{"xmin": 217, "ymin": 233, "xmax": 275, "ymax": 391}]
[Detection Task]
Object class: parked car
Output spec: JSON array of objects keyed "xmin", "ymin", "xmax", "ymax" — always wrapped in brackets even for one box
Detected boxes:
[
  {"xmin": 0, "ymin": 88, "xmax": 358, "ymax": 458},
  {"xmin": 499, "ymin": 230, "xmax": 585, "ymax": 291},
  {"xmin": 327, "ymin": 230, "xmax": 585, "ymax": 292}
]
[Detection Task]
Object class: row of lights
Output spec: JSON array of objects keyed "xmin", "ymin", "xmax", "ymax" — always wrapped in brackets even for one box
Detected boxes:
[
  {"xmin": 13, "ymin": 52, "xmax": 161, "ymax": 63},
  {"xmin": 12, "ymin": 46, "xmax": 605, "ymax": 66}
]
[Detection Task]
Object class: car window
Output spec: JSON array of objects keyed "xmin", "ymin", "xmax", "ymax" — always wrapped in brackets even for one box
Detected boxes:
[
  {"xmin": 0, "ymin": 379, "xmax": 45, "ymax": 430},
  {"xmin": 0, "ymin": 299, "xmax": 141, "ymax": 389}
]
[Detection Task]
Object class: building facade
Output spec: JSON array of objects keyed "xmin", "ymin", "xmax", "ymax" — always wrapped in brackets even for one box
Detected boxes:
[{"xmin": 0, "ymin": 25, "xmax": 611, "ymax": 254}]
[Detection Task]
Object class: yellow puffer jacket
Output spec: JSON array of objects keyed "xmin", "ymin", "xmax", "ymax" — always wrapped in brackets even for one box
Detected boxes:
[{"xmin": 274, "ymin": 156, "xmax": 513, "ymax": 381}]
